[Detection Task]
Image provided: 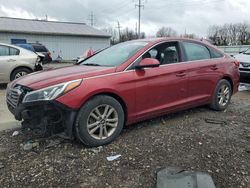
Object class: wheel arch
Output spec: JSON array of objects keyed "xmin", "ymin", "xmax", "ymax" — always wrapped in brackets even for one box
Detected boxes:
[
  {"xmin": 221, "ymin": 75, "xmax": 233, "ymax": 91},
  {"xmin": 80, "ymin": 91, "xmax": 128, "ymax": 125},
  {"xmin": 10, "ymin": 66, "xmax": 33, "ymax": 80}
]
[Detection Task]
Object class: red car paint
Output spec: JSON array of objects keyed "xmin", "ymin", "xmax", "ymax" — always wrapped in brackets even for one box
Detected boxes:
[{"xmin": 11, "ymin": 38, "xmax": 240, "ymax": 125}]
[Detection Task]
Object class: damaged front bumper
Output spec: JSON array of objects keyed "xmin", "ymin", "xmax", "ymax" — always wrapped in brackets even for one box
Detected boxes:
[{"xmin": 6, "ymin": 85, "xmax": 76, "ymax": 139}]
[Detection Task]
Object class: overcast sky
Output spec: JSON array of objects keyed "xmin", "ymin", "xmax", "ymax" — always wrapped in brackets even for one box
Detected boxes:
[{"xmin": 0, "ymin": 0, "xmax": 249, "ymax": 37}]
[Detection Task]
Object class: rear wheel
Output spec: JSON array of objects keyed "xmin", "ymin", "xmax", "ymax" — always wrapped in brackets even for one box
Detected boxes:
[
  {"xmin": 210, "ymin": 79, "xmax": 232, "ymax": 111},
  {"xmin": 75, "ymin": 95, "xmax": 125, "ymax": 147},
  {"xmin": 11, "ymin": 68, "xmax": 32, "ymax": 81}
]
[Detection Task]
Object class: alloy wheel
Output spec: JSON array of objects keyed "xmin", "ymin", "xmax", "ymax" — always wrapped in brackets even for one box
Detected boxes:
[
  {"xmin": 217, "ymin": 84, "xmax": 230, "ymax": 106},
  {"xmin": 14, "ymin": 71, "xmax": 28, "ymax": 79},
  {"xmin": 87, "ymin": 104, "xmax": 118, "ymax": 140}
]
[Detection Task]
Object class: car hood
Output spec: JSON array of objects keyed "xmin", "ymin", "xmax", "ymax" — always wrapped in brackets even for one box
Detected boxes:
[
  {"xmin": 234, "ymin": 53, "xmax": 250, "ymax": 63},
  {"xmin": 11, "ymin": 65, "xmax": 116, "ymax": 90}
]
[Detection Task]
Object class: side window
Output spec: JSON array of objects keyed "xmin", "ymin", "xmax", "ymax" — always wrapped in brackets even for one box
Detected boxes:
[
  {"xmin": 9, "ymin": 47, "xmax": 20, "ymax": 56},
  {"xmin": 142, "ymin": 42, "xmax": 180, "ymax": 65},
  {"xmin": 128, "ymin": 42, "xmax": 181, "ymax": 70},
  {"xmin": 183, "ymin": 42, "xmax": 210, "ymax": 61},
  {"xmin": 209, "ymin": 48, "xmax": 223, "ymax": 58},
  {"xmin": 0, "ymin": 46, "xmax": 10, "ymax": 56},
  {"xmin": 161, "ymin": 45, "xmax": 179, "ymax": 65},
  {"xmin": 148, "ymin": 49, "xmax": 158, "ymax": 58}
]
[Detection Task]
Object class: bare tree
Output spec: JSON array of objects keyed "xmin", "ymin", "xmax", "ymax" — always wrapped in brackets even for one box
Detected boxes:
[
  {"xmin": 102, "ymin": 27, "xmax": 118, "ymax": 45},
  {"xmin": 238, "ymin": 23, "xmax": 250, "ymax": 44},
  {"xmin": 120, "ymin": 28, "xmax": 138, "ymax": 42},
  {"xmin": 102, "ymin": 27, "xmax": 145, "ymax": 44},
  {"xmin": 156, "ymin": 27, "xmax": 177, "ymax": 37},
  {"xmin": 181, "ymin": 33, "xmax": 196, "ymax": 39},
  {"xmin": 207, "ymin": 22, "xmax": 250, "ymax": 45}
]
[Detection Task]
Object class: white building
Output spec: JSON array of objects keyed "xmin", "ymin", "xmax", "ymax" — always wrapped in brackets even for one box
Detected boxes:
[{"xmin": 0, "ymin": 17, "xmax": 111, "ymax": 60}]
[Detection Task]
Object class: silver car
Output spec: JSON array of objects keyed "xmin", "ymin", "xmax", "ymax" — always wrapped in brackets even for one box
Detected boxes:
[
  {"xmin": 234, "ymin": 48, "xmax": 250, "ymax": 84},
  {"xmin": 0, "ymin": 43, "xmax": 42, "ymax": 83}
]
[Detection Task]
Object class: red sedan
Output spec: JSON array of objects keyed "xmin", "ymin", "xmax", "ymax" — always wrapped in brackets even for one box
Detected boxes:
[{"xmin": 6, "ymin": 38, "xmax": 240, "ymax": 147}]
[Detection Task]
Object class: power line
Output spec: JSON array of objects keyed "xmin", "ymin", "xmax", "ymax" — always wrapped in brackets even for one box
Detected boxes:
[
  {"xmin": 97, "ymin": 0, "xmax": 129, "ymax": 16},
  {"xmin": 135, "ymin": 0, "xmax": 145, "ymax": 39}
]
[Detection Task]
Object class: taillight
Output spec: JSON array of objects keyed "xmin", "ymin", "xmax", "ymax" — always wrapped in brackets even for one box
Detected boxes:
[
  {"xmin": 233, "ymin": 60, "xmax": 240, "ymax": 67},
  {"xmin": 48, "ymin": 52, "xmax": 52, "ymax": 58}
]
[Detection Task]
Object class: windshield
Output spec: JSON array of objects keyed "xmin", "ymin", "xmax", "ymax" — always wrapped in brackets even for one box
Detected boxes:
[
  {"xmin": 80, "ymin": 41, "xmax": 148, "ymax": 67},
  {"xmin": 243, "ymin": 48, "xmax": 250, "ymax": 54}
]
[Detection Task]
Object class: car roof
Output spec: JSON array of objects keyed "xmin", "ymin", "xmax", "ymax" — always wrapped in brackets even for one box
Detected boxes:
[
  {"xmin": 129, "ymin": 37, "xmax": 222, "ymax": 53},
  {"xmin": 0, "ymin": 42, "xmax": 24, "ymax": 50},
  {"xmin": 28, "ymin": 43, "xmax": 44, "ymax": 46},
  {"xmin": 0, "ymin": 42, "xmax": 38, "ymax": 55},
  {"xmin": 133, "ymin": 37, "xmax": 212, "ymax": 45}
]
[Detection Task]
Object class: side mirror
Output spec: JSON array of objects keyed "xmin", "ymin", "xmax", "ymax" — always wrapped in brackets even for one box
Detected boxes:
[{"xmin": 135, "ymin": 58, "xmax": 160, "ymax": 69}]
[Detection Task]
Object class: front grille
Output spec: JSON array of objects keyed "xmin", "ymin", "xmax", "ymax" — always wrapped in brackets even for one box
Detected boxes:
[
  {"xmin": 6, "ymin": 88, "xmax": 22, "ymax": 108},
  {"xmin": 240, "ymin": 62, "xmax": 250, "ymax": 68},
  {"xmin": 240, "ymin": 68, "xmax": 250, "ymax": 72}
]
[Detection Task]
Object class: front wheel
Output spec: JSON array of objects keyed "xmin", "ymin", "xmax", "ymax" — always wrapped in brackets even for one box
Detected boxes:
[
  {"xmin": 75, "ymin": 95, "xmax": 125, "ymax": 147},
  {"xmin": 210, "ymin": 79, "xmax": 232, "ymax": 111}
]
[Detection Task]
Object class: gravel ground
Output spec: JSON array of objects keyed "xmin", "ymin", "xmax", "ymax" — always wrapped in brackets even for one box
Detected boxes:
[{"xmin": 0, "ymin": 91, "xmax": 249, "ymax": 188}]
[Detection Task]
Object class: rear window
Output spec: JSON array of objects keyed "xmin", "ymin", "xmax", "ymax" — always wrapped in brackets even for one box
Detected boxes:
[
  {"xmin": 10, "ymin": 47, "xmax": 20, "ymax": 55},
  {"xmin": 33, "ymin": 45, "xmax": 48, "ymax": 52},
  {"xmin": 209, "ymin": 48, "xmax": 224, "ymax": 58}
]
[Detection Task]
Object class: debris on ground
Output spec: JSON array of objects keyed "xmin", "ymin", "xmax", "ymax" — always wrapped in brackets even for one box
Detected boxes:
[
  {"xmin": 89, "ymin": 146, "xmax": 103, "ymax": 154},
  {"xmin": 12, "ymin": 130, "xmax": 19, "ymax": 137},
  {"xmin": 205, "ymin": 118, "xmax": 227, "ymax": 125},
  {"xmin": 22, "ymin": 141, "xmax": 33, "ymax": 151},
  {"xmin": 0, "ymin": 162, "xmax": 4, "ymax": 169},
  {"xmin": 45, "ymin": 138, "xmax": 62, "ymax": 148},
  {"xmin": 157, "ymin": 167, "xmax": 216, "ymax": 188},
  {"xmin": 106, "ymin": 154, "xmax": 121, "ymax": 161}
]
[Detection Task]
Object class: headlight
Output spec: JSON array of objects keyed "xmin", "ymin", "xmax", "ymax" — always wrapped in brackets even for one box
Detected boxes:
[{"xmin": 23, "ymin": 79, "xmax": 82, "ymax": 103}]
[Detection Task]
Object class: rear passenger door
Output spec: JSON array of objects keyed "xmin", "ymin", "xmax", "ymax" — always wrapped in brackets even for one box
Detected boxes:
[{"xmin": 181, "ymin": 41, "xmax": 223, "ymax": 103}]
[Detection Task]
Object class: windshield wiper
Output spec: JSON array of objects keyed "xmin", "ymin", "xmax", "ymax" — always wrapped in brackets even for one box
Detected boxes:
[{"xmin": 82, "ymin": 63, "xmax": 101, "ymax": 66}]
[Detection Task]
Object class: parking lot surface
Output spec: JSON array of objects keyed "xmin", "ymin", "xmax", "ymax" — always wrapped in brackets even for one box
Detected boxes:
[
  {"xmin": 0, "ymin": 85, "xmax": 249, "ymax": 187},
  {"xmin": 0, "ymin": 84, "xmax": 21, "ymax": 131}
]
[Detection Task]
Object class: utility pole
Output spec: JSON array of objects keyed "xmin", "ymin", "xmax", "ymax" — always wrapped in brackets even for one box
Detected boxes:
[
  {"xmin": 135, "ymin": 22, "xmax": 138, "ymax": 37},
  {"xmin": 117, "ymin": 21, "xmax": 122, "ymax": 42},
  {"xmin": 88, "ymin": 11, "xmax": 95, "ymax": 26},
  {"xmin": 135, "ymin": 0, "xmax": 144, "ymax": 39}
]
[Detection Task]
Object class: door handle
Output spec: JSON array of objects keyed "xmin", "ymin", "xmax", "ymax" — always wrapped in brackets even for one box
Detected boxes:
[
  {"xmin": 176, "ymin": 72, "xmax": 186, "ymax": 77},
  {"xmin": 7, "ymin": 59, "xmax": 16, "ymax": 62},
  {"xmin": 210, "ymin": 65, "xmax": 218, "ymax": 70}
]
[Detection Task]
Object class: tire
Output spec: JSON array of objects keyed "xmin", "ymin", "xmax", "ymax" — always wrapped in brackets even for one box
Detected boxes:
[
  {"xmin": 11, "ymin": 67, "xmax": 32, "ymax": 81},
  {"xmin": 75, "ymin": 95, "xmax": 125, "ymax": 147},
  {"xmin": 210, "ymin": 79, "xmax": 232, "ymax": 111}
]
